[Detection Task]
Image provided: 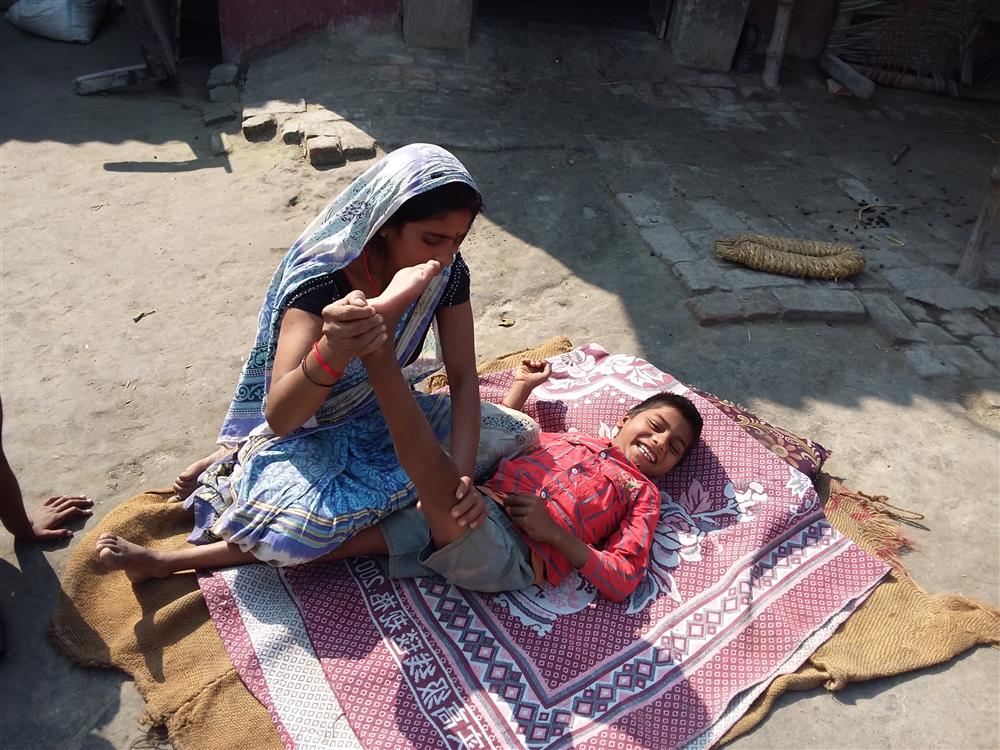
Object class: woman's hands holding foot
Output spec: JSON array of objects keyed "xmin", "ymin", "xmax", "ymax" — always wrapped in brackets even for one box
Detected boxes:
[{"xmin": 320, "ymin": 290, "xmax": 388, "ymax": 361}]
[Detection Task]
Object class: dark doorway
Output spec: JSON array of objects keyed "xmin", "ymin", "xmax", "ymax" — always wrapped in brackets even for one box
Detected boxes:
[
  {"xmin": 178, "ymin": 0, "xmax": 221, "ymax": 61},
  {"xmin": 477, "ymin": 0, "xmax": 652, "ymax": 33}
]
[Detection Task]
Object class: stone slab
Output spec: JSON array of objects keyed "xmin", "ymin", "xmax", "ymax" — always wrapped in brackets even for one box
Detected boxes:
[
  {"xmin": 972, "ymin": 336, "xmax": 1000, "ymax": 367},
  {"xmin": 936, "ymin": 344, "xmax": 998, "ymax": 379},
  {"xmin": 916, "ymin": 322, "xmax": 958, "ymax": 345},
  {"xmin": 904, "ymin": 346, "xmax": 960, "ymax": 378},
  {"xmin": 772, "ymin": 287, "xmax": 866, "ymax": 322},
  {"xmin": 209, "ymin": 131, "xmax": 234, "ymax": 156},
  {"xmin": 242, "ymin": 113, "xmax": 276, "ymax": 142},
  {"xmin": 243, "ymin": 98, "xmax": 307, "ymax": 117},
  {"xmin": 280, "ymin": 119, "xmax": 304, "ymax": 145},
  {"xmin": 690, "ymin": 199, "xmax": 751, "ymax": 235},
  {"xmin": 668, "ymin": 0, "xmax": 750, "ymax": 72},
  {"xmin": 616, "ymin": 192, "xmax": 667, "ymax": 228},
  {"xmin": 280, "ymin": 109, "xmax": 352, "ymax": 145},
  {"xmin": 305, "ymin": 135, "xmax": 345, "ymax": 167},
  {"xmin": 207, "ymin": 63, "xmax": 239, "ymax": 89},
  {"xmin": 864, "ymin": 294, "xmax": 923, "ymax": 343},
  {"xmin": 865, "ymin": 248, "xmax": 912, "ymax": 270},
  {"xmin": 672, "ymin": 260, "xmax": 724, "ymax": 295},
  {"xmin": 208, "ymin": 85, "xmax": 239, "ymax": 104},
  {"xmin": 905, "ymin": 286, "xmax": 991, "ymax": 313},
  {"xmin": 640, "ymin": 224, "xmax": 700, "ymax": 264},
  {"xmin": 881, "ymin": 267, "xmax": 991, "ymax": 312},
  {"xmin": 940, "ymin": 311, "xmax": 994, "ymax": 339},
  {"xmin": 849, "ymin": 270, "xmax": 892, "ymax": 292},
  {"xmin": 880, "ymin": 266, "xmax": 958, "ymax": 291},
  {"xmin": 687, "ymin": 290, "xmax": 779, "ymax": 325},
  {"xmin": 720, "ymin": 265, "xmax": 802, "ymax": 291},
  {"xmin": 680, "ymin": 228, "xmax": 724, "ymax": 255},
  {"xmin": 900, "ymin": 301, "xmax": 933, "ymax": 323},
  {"xmin": 329, "ymin": 121, "xmax": 377, "ymax": 160},
  {"xmin": 203, "ymin": 102, "xmax": 238, "ymax": 126}
]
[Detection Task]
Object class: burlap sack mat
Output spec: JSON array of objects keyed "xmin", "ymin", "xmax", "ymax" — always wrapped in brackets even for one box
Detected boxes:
[
  {"xmin": 719, "ymin": 476, "xmax": 1000, "ymax": 744},
  {"xmin": 50, "ymin": 336, "xmax": 999, "ymax": 749},
  {"xmin": 50, "ymin": 490, "xmax": 280, "ymax": 750},
  {"xmin": 49, "ymin": 336, "xmax": 574, "ymax": 750}
]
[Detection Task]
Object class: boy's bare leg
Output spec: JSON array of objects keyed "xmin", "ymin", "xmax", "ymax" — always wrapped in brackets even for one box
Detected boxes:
[
  {"xmin": 96, "ymin": 525, "xmax": 388, "ymax": 583},
  {"xmin": 362, "ymin": 342, "xmax": 468, "ymax": 547},
  {"xmin": 363, "ymin": 264, "xmax": 469, "ymax": 548}
]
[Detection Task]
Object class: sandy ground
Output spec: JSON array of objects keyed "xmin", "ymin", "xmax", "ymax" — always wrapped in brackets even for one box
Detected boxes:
[{"xmin": 1, "ymin": 8, "xmax": 998, "ymax": 750}]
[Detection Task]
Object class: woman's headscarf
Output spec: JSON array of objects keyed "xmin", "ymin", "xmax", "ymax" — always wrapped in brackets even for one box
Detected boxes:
[{"xmin": 218, "ymin": 144, "xmax": 480, "ymax": 442}]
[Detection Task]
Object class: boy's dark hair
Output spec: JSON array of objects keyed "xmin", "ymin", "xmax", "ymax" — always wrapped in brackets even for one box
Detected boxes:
[
  {"xmin": 626, "ymin": 392, "xmax": 704, "ymax": 459},
  {"xmin": 385, "ymin": 181, "xmax": 483, "ymax": 229}
]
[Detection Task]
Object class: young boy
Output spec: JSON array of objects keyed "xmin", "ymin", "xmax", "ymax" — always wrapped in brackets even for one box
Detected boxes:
[
  {"xmin": 374, "ymin": 359, "xmax": 703, "ymax": 602},
  {"xmin": 357, "ymin": 274, "xmax": 703, "ymax": 602}
]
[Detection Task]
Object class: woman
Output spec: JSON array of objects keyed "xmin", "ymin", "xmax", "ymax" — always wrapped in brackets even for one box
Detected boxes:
[{"xmin": 98, "ymin": 144, "xmax": 536, "ymax": 579}]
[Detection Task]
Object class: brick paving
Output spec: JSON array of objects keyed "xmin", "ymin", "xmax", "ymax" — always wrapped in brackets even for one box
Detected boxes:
[{"xmin": 228, "ymin": 20, "xmax": 998, "ymax": 382}]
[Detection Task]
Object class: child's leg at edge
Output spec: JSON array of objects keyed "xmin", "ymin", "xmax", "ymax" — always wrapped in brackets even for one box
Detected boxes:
[{"xmin": 361, "ymin": 340, "xmax": 468, "ymax": 548}]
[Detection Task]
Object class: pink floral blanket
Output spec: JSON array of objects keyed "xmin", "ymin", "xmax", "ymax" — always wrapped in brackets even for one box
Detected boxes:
[{"xmin": 200, "ymin": 344, "xmax": 888, "ymax": 750}]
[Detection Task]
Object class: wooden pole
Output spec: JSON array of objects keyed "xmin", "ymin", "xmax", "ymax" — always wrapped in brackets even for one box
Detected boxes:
[
  {"xmin": 955, "ymin": 159, "xmax": 1000, "ymax": 287},
  {"xmin": 762, "ymin": 0, "xmax": 795, "ymax": 91},
  {"xmin": 819, "ymin": 53, "xmax": 875, "ymax": 98}
]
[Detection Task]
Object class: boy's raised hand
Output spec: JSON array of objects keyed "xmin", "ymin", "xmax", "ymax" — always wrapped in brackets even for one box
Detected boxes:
[{"xmin": 513, "ymin": 359, "xmax": 551, "ymax": 390}]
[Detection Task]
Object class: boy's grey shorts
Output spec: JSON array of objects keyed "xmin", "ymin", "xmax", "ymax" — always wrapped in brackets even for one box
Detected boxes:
[{"xmin": 377, "ymin": 498, "xmax": 535, "ymax": 592}]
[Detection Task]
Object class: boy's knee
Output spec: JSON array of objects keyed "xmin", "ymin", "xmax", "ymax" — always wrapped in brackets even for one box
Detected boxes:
[{"xmin": 474, "ymin": 402, "xmax": 541, "ymax": 481}]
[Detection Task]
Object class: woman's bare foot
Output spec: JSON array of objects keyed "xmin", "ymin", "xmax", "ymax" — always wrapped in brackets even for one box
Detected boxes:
[
  {"xmin": 96, "ymin": 533, "xmax": 172, "ymax": 583},
  {"xmin": 369, "ymin": 260, "xmax": 442, "ymax": 325},
  {"xmin": 173, "ymin": 446, "xmax": 230, "ymax": 500}
]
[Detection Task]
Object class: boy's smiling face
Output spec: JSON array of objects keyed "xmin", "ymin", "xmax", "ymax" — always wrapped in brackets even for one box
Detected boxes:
[{"xmin": 611, "ymin": 404, "xmax": 696, "ymax": 477}]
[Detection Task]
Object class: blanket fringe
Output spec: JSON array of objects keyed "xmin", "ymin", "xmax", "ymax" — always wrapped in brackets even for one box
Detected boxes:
[{"xmin": 823, "ymin": 481, "xmax": 922, "ymax": 578}]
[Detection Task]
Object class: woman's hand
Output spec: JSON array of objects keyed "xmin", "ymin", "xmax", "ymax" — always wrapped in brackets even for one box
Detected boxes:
[
  {"xmin": 320, "ymin": 290, "xmax": 387, "ymax": 360},
  {"xmin": 449, "ymin": 475, "xmax": 487, "ymax": 529},
  {"xmin": 503, "ymin": 492, "xmax": 560, "ymax": 544}
]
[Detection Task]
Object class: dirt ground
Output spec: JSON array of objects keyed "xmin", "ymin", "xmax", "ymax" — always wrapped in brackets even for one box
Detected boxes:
[{"xmin": 1, "ymin": 8, "xmax": 998, "ymax": 750}]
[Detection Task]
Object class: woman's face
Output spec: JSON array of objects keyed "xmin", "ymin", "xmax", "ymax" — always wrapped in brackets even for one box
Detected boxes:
[{"xmin": 383, "ymin": 209, "xmax": 474, "ymax": 270}]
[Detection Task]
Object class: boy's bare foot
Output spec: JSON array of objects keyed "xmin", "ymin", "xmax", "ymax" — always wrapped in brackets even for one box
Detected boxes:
[
  {"xmin": 96, "ymin": 533, "xmax": 171, "ymax": 583},
  {"xmin": 173, "ymin": 446, "xmax": 230, "ymax": 500},
  {"xmin": 369, "ymin": 260, "xmax": 442, "ymax": 324}
]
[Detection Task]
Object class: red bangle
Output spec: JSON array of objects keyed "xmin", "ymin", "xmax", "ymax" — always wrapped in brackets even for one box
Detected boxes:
[{"xmin": 311, "ymin": 341, "xmax": 343, "ymax": 382}]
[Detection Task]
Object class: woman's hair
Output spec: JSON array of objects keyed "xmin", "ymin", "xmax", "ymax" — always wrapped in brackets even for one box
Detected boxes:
[
  {"xmin": 625, "ymin": 392, "xmax": 704, "ymax": 459},
  {"xmin": 383, "ymin": 181, "xmax": 483, "ymax": 230}
]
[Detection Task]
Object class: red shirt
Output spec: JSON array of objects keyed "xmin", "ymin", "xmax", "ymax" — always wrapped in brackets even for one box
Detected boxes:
[{"xmin": 483, "ymin": 432, "xmax": 659, "ymax": 602}]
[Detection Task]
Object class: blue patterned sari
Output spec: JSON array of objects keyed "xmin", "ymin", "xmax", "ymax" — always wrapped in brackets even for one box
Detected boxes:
[{"xmin": 187, "ymin": 144, "xmax": 481, "ymax": 565}]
